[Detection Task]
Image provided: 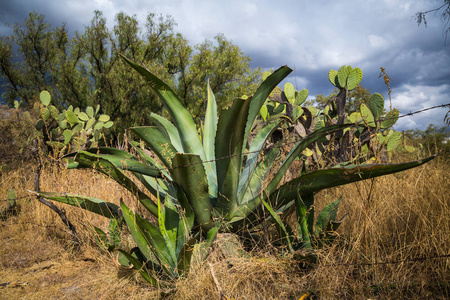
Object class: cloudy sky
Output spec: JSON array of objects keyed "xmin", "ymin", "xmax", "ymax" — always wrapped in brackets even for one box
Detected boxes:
[{"xmin": 1, "ymin": 0, "xmax": 449, "ymax": 130}]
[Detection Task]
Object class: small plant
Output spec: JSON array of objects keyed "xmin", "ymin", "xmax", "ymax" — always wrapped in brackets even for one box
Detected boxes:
[
  {"xmin": 263, "ymin": 192, "xmax": 345, "ymax": 260},
  {"xmin": 35, "ymin": 57, "xmax": 435, "ymax": 287},
  {"xmin": 0, "ymin": 189, "xmax": 19, "ymax": 220},
  {"xmin": 91, "ymin": 217, "xmax": 123, "ymax": 252}
]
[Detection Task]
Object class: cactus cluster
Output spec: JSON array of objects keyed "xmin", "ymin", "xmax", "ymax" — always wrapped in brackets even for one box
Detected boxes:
[
  {"xmin": 34, "ymin": 91, "xmax": 113, "ymax": 152},
  {"xmin": 259, "ymin": 74, "xmax": 308, "ymax": 123},
  {"xmin": 258, "ymin": 65, "xmax": 409, "ymax": 165},
  {"xmin": 328, "ymin": 65, "xmax": 363, "ymax": 90}
]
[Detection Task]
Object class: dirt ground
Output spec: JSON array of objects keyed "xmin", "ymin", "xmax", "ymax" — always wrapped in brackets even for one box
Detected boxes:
[{"xmin": 0, "ymin": 219, "xmax": 157, "ymax": 300}]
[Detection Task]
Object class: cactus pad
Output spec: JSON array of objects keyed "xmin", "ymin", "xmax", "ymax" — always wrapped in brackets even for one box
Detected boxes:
[
  {"xmin": 360, "ymin": 103, "xmax": 375, "ymax": 127},
  {"xmin": 295, "ymin": 89, "xmax": 309, "ymax": 106},
  {"xmin": 328, "ymin": 70, "xmax": 338, "ymax": 87},
  {"xmin": 40, "ymin": 91, "xmax": 51, "ymax": 106},
  {"xmin": 380, "ymin": 108, "xmax": 399, "ymax": 129},
  {"xmin": 337, "ymin": 65, "xmax": 349, "ymax": 88},
  {"xmin": 284, "ymin": 82, "xmax": 296, "ymax": 103},
  {"xmin": 347, "ymin": 68, "xmax": 363, "ymax": 90},
  {"xmin": 368, "ymin": 93, "xmax": 385, "ymax": 119}
]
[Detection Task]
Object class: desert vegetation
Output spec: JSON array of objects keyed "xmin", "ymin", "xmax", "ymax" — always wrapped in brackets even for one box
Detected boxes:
[{"xmin": 1, "ymin": 10, "xmax": 449, "ymax": 300}]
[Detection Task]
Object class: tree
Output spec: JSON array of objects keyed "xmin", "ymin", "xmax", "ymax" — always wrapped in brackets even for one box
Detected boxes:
[
  {"xmin": 0, "ymin": 12, "xmax": 71, "ymax": 106},
  {"xmin": 176, "ymin": 34, "xmax": 261, "ymax": 120},
  {"xmin": 0, "ymin": 11, "xmax": 261, "ymax": 134},
  {"xmin": 415, "ymin": 0, "xmax": 450, "ymax": 43}
]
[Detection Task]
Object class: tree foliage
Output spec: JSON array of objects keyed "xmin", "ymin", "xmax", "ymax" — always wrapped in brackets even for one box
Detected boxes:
[{"xmin": 0, "ymin": 11, "xmax": 261, "ymax": 134}]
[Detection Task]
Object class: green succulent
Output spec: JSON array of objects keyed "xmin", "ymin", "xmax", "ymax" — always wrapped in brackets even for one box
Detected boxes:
[{"xmin": 35, "ymin": 58, "xmax": 435, "ymax": 286}]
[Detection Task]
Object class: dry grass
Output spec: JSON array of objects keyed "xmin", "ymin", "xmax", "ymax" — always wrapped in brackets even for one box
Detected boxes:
[{"xmin": 0, "ymin": 155, "xmax": 449, "ymax": 299}]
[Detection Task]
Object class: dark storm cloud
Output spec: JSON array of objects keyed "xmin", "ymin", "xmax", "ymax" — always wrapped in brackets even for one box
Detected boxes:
[{"xmin": 1, "ymin": 0, "xmax": 449, "ymax": 130}]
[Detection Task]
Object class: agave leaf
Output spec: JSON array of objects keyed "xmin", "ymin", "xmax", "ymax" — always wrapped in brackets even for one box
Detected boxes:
[
  {"xmin": 199, "ymin": 225, "xmax": 221, "ymax": 262},
  {"xmin": 74, "ymin": 151, "xmax": 158, "ymax": 216},
  {"xmin": 266, "ymin": 124, "xmax": 353, "ymax": 197},
  {"xmin": 171, "ymin": 153, "xmax": 213, "ymax": 231},
  {"xmin": 127, "ymin": 142, "xmax": 178, "ymax": 203},
  {"xmin": 236, "ymin": 145, "xmax": 281, "ymax": 216},
  {"xmin": 323, "ymin": 216, "xmax": 346, "ymax": 234},
  {"xmin": 244, "ymin": 66, "xmax": 292, "ymax": 148},
  {"xmin": 271, "ymin": 156, "xmax": 436, "ymax": 210},
  {"xmin": 129, "ymin": 142, "xmax": 171, "ymax": 179},
  {"xmin": 149, "ymin": 113, "xmax": 183, "ymax": 153},
  {"xmin": 134, "ymin": 208, "xmax": 175, "ymax": 272},
  {"xmin": 261, "ymin": 198, "xmax": 294, "ymax": 253},
  {"xmin": 315, "ymin": 196, "xmax": 342, "ymax": 236},
  {"xmin": 177, "ymin": 235, "xmax": 198, "ymax": 275},
  {"xmin": 74, "ymin": 149, "xmax": 162, "ymax": 178},
  {"xmin": 215, "ymin": 97, "xmax": 252, "ymax": 218},
  {"xmin": 237, "ymin": 121, "xmax": 281, "ymax": 204},
  {"xmin": 131, "ymin": 126, "xmax": 177, "ymax": 169},
  {"xmin": 92, "ymin": 225, "xmax": 108, "ymax": 246},
  {"xmin": 174, "ymin": 182, "xmax": 195, "ymax": 255},
  {"xmin": 141, "ymin": 175, "xmax": 176, "ymax": 202},
  {"xmin": 32, "ymin": 191, "xmax": 121, "ymax": 219},
  {"xmin": 121, "ymin": 55, "xmax": 205, "ymax": 159},
  {"xmin": 109, "ymin": 217, "xmax": 121, "ymax": 246},
  {"xmin": 202, "ymin": 81, "xmax": 218, "ymax": 198},
  {"xmin": 117, "ymin": 250, "xmax": 158, "ymax": 286},
  {"xmin": 120, "ymin": 201, "xmax": 153, "ymax": 260},
  {"xmin": 296, "ymin": 191, "xmax": 311, "ymax": 248},
  {"xmin": 158, "ymin": 192, "xmax": 178, "ymax": 264}
]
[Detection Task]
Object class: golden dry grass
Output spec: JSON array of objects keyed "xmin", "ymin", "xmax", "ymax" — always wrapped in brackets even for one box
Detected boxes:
[{"xmin": 0, "ymin": 155, "xmax": 449, "ymax": 299}]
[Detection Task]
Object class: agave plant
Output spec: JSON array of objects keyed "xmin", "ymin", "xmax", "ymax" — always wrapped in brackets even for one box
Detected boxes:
[
  {"xmin": 35, "ymin": 56, "xmax": 435, "ymax": 285},
  {"xmin": 263, "ymin": 192, "xmax": 345, "ymax": 257}
]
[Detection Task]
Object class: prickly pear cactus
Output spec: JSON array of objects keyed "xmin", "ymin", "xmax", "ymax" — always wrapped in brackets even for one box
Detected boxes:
[
  {"xmin": 328, "ymin": 65, "xmax": 363, "ymax": 90},
  {"xmin": 257, "ymin": 65, "xmax": 410, "ymax": 167},
  {"xmin": 34, "ymin": 91, "xmax": 114, "ymax": 153}
]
